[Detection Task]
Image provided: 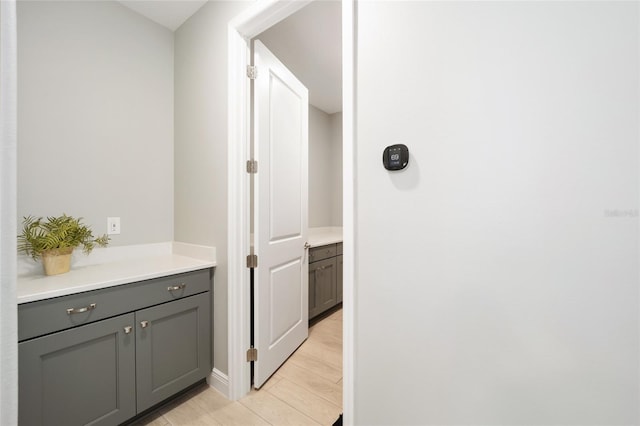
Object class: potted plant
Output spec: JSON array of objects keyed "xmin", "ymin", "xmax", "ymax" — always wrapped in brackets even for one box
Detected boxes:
[{"xmin": 18, "ymin": 214, "xmax": 109, "ymax": 276}]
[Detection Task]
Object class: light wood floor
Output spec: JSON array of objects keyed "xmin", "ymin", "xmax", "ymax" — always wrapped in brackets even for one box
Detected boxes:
[{"xmin": 135, "ymin": 308, "xmax": 343, "ymax": 426}]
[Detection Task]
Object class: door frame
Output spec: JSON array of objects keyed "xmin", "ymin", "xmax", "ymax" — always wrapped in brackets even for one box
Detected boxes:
[{"xmin": 226, "ymin": 0, "xmax": 356, "ymax": 423}]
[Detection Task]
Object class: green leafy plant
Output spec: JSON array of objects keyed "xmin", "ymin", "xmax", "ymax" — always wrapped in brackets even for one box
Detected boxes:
[{"xmin": 18, "ymin": 214, "xmax": 109, "ymax": 260}]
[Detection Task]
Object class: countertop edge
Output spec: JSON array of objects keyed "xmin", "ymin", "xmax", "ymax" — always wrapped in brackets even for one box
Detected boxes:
[
  {"xmin": 308, "ymin": 227, "xmax": 343, "ymax": 247},
  {"xmin": 18, "ymin": 255, "xmax": 216, "ymax": 305},
  {"xmin": 308, "ymin": 236, "xmax": 343, "ymax": 247}
]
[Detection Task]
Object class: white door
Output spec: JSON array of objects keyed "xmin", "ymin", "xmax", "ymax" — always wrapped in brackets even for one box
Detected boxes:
[{"xmin": 253, "ymin": 40, "xmax": 309, "ymax": 389}]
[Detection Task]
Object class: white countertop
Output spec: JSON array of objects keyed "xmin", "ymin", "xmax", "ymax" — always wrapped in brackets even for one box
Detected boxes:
[
  {"xmin": 18, "ymin": 242, "xmax": 216, "ymax": 304},
  {"xmin": 308, "ymin": 227, "xmax": 343, "ymax": 247}
]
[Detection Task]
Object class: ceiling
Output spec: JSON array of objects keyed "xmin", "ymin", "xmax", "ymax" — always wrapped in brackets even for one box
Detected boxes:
[
  {"xmin": 256, "ymin": 1, "xmax": 342, "ymax": 114},
  {"xmin": 117, "ymin": 0, "xmax": 207, "ymax": 32},
  {"xmin": 118, "ymin": 0, "xmax": 342, "ymax": 114}
]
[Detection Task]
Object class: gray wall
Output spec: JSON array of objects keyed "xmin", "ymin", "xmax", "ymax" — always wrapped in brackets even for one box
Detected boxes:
[
  {"xmin": 17, "ymin": 1, "xmax": 174, "ymax": 245},
  {"xmin": 355, "ymin": 1, "xmax": 638, "ymax": 424},
  {"xmin": 174, "ymin": 0, "xmax": 251, "ymax": 377},
  {"xmin": 309, "ymin": 106, "xmax": 342, "ymax": 227}
]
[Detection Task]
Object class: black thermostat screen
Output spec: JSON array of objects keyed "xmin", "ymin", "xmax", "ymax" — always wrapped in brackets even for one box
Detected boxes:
[{"xmin": 383, "ymin": 144, "xmax": 409, "ymax": 171}]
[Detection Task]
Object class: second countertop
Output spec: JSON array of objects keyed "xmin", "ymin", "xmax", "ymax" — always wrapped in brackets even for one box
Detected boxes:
[{"xmin": 308, "ymin": 227, "xmax": 343, "ymax": 247}]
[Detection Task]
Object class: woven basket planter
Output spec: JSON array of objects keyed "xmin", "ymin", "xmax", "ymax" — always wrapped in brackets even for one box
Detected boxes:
[{"xmin": 41, "ymin": 247, "xmax": 74, "ymax": 276}]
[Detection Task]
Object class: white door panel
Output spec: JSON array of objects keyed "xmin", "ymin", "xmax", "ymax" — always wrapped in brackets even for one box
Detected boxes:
[
  {"xmin": 269, "ymin": 259, "xmax": 303, "ymax": 345},
  {"xmin": 253, "ymin": 40, "xmax": 309, "ymax": 389},
  {"xmin": 269, "ymin": 73, "xmax": 302, "ymax": 241}
]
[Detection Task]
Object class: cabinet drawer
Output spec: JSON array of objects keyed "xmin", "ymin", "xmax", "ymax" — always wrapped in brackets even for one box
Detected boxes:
[
  {"xmin": 309, "ymin": 244, "xmax": 337, "ymax": 263},
  {"xmin": 19, "ymin": 269, "xmax": 211, "ymax": 342}
]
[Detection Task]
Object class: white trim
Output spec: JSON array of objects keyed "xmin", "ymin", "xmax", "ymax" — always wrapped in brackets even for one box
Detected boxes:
[
  {"xmin": 231, "ymin": 0, "xmax": 313, "ymax": 38},
  {"xmin": 229, "ymin": 0, "xmax": 308, "ymax": 402},
  {"xmin": 227, "ymin": 3, "xmax": 356, "ymax": 422},
  {"xmin": 208, "ymin": 368, "xmax": 230, "ymax": 396},
  {"xmin": 0, "ymin": 0, "xmax": 18, "ymax": 423},
  {"xmin": 342, "ymin": 1, "xmax": 356, "ymax": 423},
  {"xmin": 227, "ymin": 18, "xmax": 252, "ymax": 401}
]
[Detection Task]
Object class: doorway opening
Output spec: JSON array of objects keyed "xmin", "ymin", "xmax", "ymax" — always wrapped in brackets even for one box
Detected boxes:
[
  {"xmin": 226, "ymin": 0, "xmax": 355, "ymax": 422},
  {"xmin": 249, "ymin": 1, "xmax": 342, "ymax": 392}
]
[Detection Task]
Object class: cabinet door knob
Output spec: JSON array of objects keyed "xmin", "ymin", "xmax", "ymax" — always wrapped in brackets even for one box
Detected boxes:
[
  {"xmin": 124, "ymin": 326, "xmax": 133, "ymax": 334},
  {"xmin": 140, "ymin": 320, "xmax": 149, "ymax": 329}
]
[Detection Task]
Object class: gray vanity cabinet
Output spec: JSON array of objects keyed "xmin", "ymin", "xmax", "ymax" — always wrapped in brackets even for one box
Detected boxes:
[
  {"xmin": 337, "ymin": 254, "xmax": 343, "ymax": 304},
  {"xmin": 309, "ymin": 257, "xmax": 338, "ymax": 319},
  {"xmin": 136, "ymin": 292, "xmax": 210, "ymax": 412},
  {"xmin": 19, "ymin": 313, "xmax": 137, "ymax": 426},
  {"xmin": 18, "ymin": 269, "xmax": 212, "ymax": 426},
  {"xmin": 308, "ymin": 243, "xmax": 343, "ymax": 320}
]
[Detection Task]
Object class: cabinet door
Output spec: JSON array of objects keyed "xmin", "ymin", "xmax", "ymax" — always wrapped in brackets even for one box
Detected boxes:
[
  {"xmin": 19, "ymin": 313, "xmax": 136, "ymax": 426},
  {"xmin": 135, "ymin": 292, "xmax": 211, "ymax": 413},
  {"xmin": 310, "ymin": 257, "xmax": 337, "ymax": 319},
  {"xmin": 337, "ymin": 255, "xmax": 343, "ymax": 304},
  {"xmin": 309, "ymin": 263, "xmax": 319, "ymax": 319}
]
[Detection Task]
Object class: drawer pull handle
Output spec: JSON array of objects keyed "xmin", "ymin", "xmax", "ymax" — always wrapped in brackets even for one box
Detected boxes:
[
  {"xmin": 124, "ymin": 326, "xmax": 133, "ymax": 334},
  {"xmin": 167, "ymin": 283, "xmax": 186, "ymax": 292},
  {"xmin": 140, "ymin": 320, "xmax": 149, "ymax": 329},
  {"xmin": 66, "ymin": 303, "xmax": 96, "ymax": 315}
]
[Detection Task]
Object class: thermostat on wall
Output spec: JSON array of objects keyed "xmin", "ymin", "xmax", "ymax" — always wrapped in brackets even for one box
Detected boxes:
[{"xmin": 383, "ymin": 144, "xmax": 409, "ymax": 171}]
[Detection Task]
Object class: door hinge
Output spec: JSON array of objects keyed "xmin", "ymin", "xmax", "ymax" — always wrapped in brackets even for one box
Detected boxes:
[
  {"xmin": 246, "ymin": 347, "xmax": 258, "ymax": 362},
  {"xmin": 246, "ymin": 254, "xmax": 258, "ymax": 268},
  {"xmin": 246, "ymin": 160, "xmax": 258, "ymax": 174},
  {"xmin": 247, "ymin": 65, "xmax": 258, "ymax": 80}
]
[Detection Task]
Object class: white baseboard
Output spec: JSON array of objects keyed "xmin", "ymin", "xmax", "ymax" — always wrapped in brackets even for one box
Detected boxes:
[{"xmin": 208, "ymin": 368, "xmax": 230, "ymax": 398}]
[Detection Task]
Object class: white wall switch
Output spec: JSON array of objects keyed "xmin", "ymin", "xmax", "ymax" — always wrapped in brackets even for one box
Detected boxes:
[{"xmin": 107, "ymin": 217, "xmax": 121, "ymax": 235}]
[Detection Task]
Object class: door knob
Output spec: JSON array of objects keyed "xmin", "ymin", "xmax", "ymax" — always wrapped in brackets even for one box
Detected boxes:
[
  {"xmin": 124, "ymin": 326, "xmax": 133, "ymax": 334},
  {"xmin": 140, "ymin": 320, "xmax": 149, "ymax": 329}
]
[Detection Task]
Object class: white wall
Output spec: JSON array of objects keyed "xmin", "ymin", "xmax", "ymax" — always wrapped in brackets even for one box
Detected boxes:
[
  {"xmin": 355, "ymin": 2, "xmax": 638, "ymax": 424},
  {"xmin": 174, "ymin": 0, "xmax": 251, "ymax": 377},
  {"xmin": 309, "ymin": 105, "xmax": 342, "ymax": 227},
  {"xmin": 329, "ymin": 111, "xmax": 342, "ymax": 226},
  {"xmin": 17, "ymin": 1, "xmax": 174, "ymax": 246}
]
